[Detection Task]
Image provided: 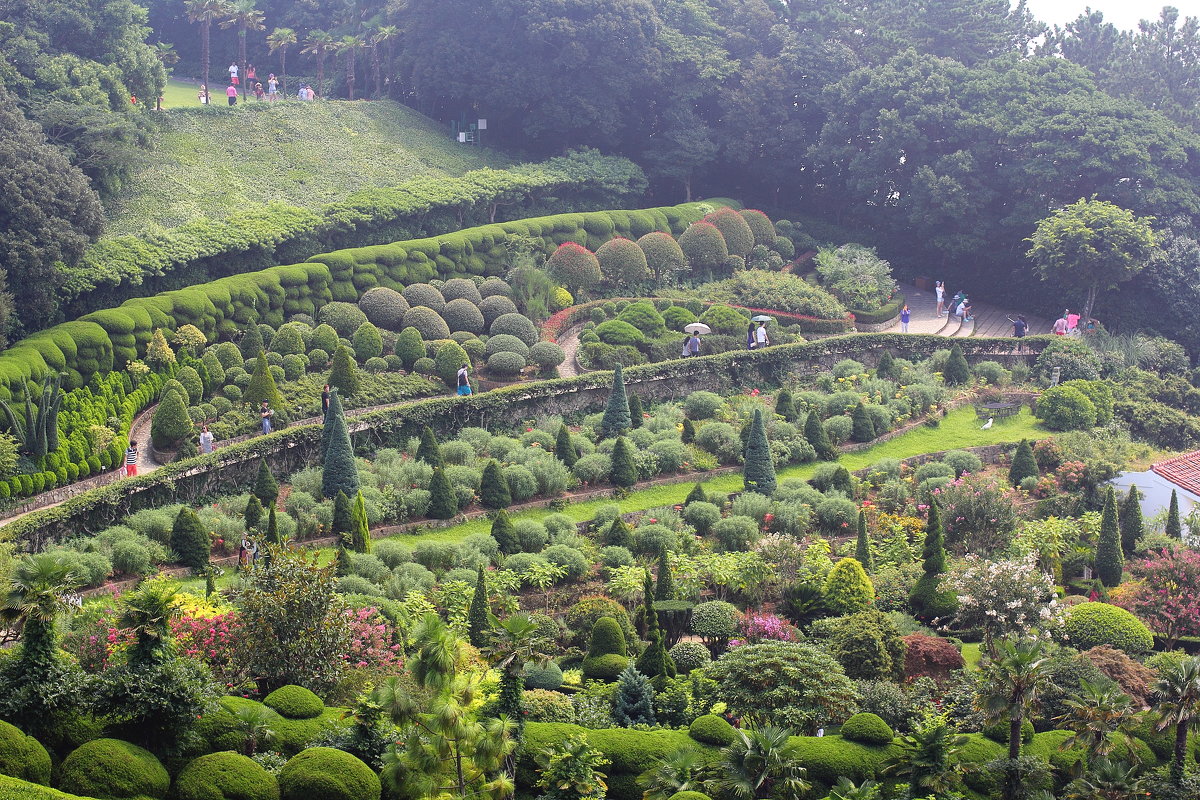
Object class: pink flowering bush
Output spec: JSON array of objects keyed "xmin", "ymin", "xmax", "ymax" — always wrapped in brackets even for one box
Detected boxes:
[
  {"xmin": 737, "ymin": 611, "xmax": 800, "ymax": 643},
  {"xmin": 1114, "ymin": 548, "xmax": 1200, "ymax": 649},
  {"xmin": 341, "ymin": 607, "xmax": 404, "ymax": 672},
  {"xmin": 171, "ymin": 611, "xmax": 246, "ymax": 686},
  {"xmin": 931, "ymin": 473, "xmax": 1019, "ymax": 555},
  {"xmin": 62, "ymin": 606, "xmax": 131, "ymax": 672}
]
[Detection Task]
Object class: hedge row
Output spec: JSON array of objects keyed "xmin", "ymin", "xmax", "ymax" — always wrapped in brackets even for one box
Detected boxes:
[
  {"xmin": 61, "ymin": 149, "xmax": 650, "ymax": 317},
  {"xmin": 849, "ymin": 295, "xmax": 906, "ymax": 326},
  {"xmin": 0, "ymin": 332, "xmax": 1050, "ymax": 550}
]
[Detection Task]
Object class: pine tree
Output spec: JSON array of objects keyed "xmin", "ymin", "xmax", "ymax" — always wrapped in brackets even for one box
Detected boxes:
[
  {"xmin": 171, "ymin": 507, "xmax": 210, "ymax": 571},
  {"xmin": 244, "ymin": 495, "xmax": 263, "ymax": 530},
  {"xmin": 555, "ymin": 424, "xmax": 578, "ymax": 467},
  {"xmin": 1095, "ymin": 487, "xmax": 1124, "ymax": 587},
  {"xmin": 480, "ymin": 460, "xmax": 512, "ymax": 510},
  {"xmin": 876, "ymin": 350, "xmax": 895, "ymax": 380},
  {"xmin": 468, "ymin": 567, "xmax": 489, "ymax": 649},
  {"xmin": 805, "ymin": 408, "xmax": 835, "ymax": 460},
  {"xmin": 943, "ymin": 345, "xmax": 970, "ymax": 386},
  {"xmin": 351, "ymin": 490, "xmax": 371, "ymax": 553},
  {"xmin": 1008, "ymin": 439, "xmax": 1038, "ymax": 486},
  {"xmin": 332, "ymin": 491, "xmax": 354, "ymax": 577},
  {"xmin": 681, "ymin": 417, "xmax": 696, "ymax": 444},
  {"xmin": 491, "ymin": 510, "xmax": 520, "ymax": 555},
  {"xmin": 850, "ymin": 402, "xmax": 876, "ymax": 443},
  {"xmin": 742, "ymin": 408, "xmax": 776, "ymax": 495},
  {"xmin": 613, "ymin": 664, "xmax": 656, "ymax": 727},
  {"xmin": 855, "ymin": 510, "xmax": 873, "ymax": 572},
  {"xmin": 243, "ymin": 349, "xmax": 283, "ymax": 410},
  {"xmin": 253, "ymin": 457, "xmax": 279, "ymax": 508},
  {"xmin": 775, "ymin": 388, "xmax": 796, "ymax": 422},
  {"xmin": 1119, "ymin": 485, "xmax": 1144, "ymax": 557},
  {"xmin": 655, "ymin": 549, "xmax": 673, "ymax": 601},
  {"xmin": 628, "ymin": 393, "xmax": 644, "ymax": 429},
  {"xmin": 328, "ymin": 344, "xmax": 361, "ymax": 396},
  {"xmin": 605, "ymin": 517, "xmax": 635, "ymax": 549},
  {"xmin": 265, "ymin": 505, "xmax": 280, "ymax": 545},
  {"xmin": 321, "ymin": 389, "xmax": 343, "ymax": 460},
  {"xmin": 1166, "ymin": 489, "xmax": 1182, "ymax": 540},
  {"xmin": 683, "ymin": 482, "xmax": 707, "ymax": 506},
  {"xmin": 598, "ymin": 364, "xmax": 632, "ymax": 438},
  {"xmin": 611, "ymin": 436, "xmax": 638, "ymax": 488},
  {"xmin": 239, "ymin": 322, "xmax": 264, "ymax": 360},
  {"xmin": 321, "ymin": 392, "xmax": 360, "ymax": 500},
  {"xmin": 416, "ymin": 425, "xmax": 444, "ymax": 467},
  {"xmin": 428, "ymin": 468, "xmax": 458, "ymax": 519}
]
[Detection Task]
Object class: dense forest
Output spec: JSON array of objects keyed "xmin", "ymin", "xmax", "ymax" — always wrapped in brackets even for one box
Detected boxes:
[{"xmin": 6, "ymin": 0, "xmax": 1200, "ymax": 350}]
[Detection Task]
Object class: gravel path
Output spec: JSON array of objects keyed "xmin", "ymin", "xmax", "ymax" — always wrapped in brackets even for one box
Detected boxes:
[{"xmin": 556, "ymin": 323, "xmax": 586, "ymax": 378}]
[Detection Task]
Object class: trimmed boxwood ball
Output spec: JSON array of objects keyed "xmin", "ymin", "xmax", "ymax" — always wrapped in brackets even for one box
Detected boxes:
[
  {"xmin": 840, "ymin": 712, "xmax": 895, "ymax": 744},
  {"xmin": 489, "ymin": 312, "xmax": 539, "ymax": 346},
  {"xmin": 484, "ymin": 333, "xmax": 530, "ymax": 359},
  {"xmin": 668, "ymin": 641, "xmax": 711, "ymax": 674},
  {"xmin": 528, "ymin": 341, "xmax": 566, "ymax": 370},
  {"xmin": 59, "ymin": 738, "xmax": 170, "ymax": 800},
  {"xmin": 357, "ymin": 287, "xmax": 409, "ymax": 330},
  {"xmin": 263, "ymin": 685, "xmax": 324, "ymax": 719},
  {"xmin": 581, "ymin": 653, "xmax": 629, "ymax": 681},
  {"xmin": 740, "ymin": 209, "xmax": 778, "ymax": 247},
  {"xmin": 316, "ymin": 302, "xmax": 368, "ymax": 337},
  {"xmin": 443, "ymin": 299, "xmax": 486, "ymax": 334},
  {"xmin": 523, "ymin": 661, "xmax": 564, "ymax": 690},
  {"xmin": 0, "ymin": 720, "xmax": 51, "ymax": 785},
  {"xmin": 486, "ymin": 351, "xmax": 526, "ymax": 377},
  {"xmin": 479, "ymin": 277, "xmax": 512, "ymax": 299},
  {"xmin": 637, "ymin": 231, "xmax": 686, "ymax": 278},
  {"xmin": 401, "ymin": 306, "xmax": 451, "ymax": 340},
  {"xmin": 441, "ymin": 277, "xmax": 483, "ymax": 304},
  {"xmin": 1063, "ymin": 602, "xmax": 1154, "ymax": 654},
  {"xmin": 679, "ymin": 221, "xmax": 729, "ymax": 276},
  {"xmin": 595, "ymin": 319, "xmax": 645, "ymax": 346},
  {"xmin": 277, "ymin": 747, "xmax": 380, "ymax": 800},
  {"xmin": 668, "ymin": 793, "xmax": 713, "ymax": 800},
  {"xmin": 688, "ymin": 714, "xmax": 737, "ymax": 746},
  {"xmin": 401, "ymin": 283, "xmax": 446, "ymax": 313},
  {"xmin": 173, "ymin": 752, "xmax": 280, "ymax": 800},
  {"xmin": 479, "ymin": 295, "xmax": 518, "ymax": 326},
  {"xmin": 704, "ymin": 207, "xmax": 755, "ymax": 257}
]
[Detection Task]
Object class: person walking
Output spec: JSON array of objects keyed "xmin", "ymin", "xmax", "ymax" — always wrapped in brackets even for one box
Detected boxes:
[
  {"xmin": 755, "ymin": 321, "xmax": 770, "ymax": 348},
  {"xmin": 1009, "ymin": 315, "xmax": 1027, "ymax": 338},
  {"xmin": 123, "ymin": 440, "xmax": 139, "ymax": 478},
  {"xmin": 935, "ymin": 281, "xmax": 945, "ymax": 316},
  {"xmin": 687, "ymin": 333, "xmax": 701, "ymax": 357},
  {"xmin": 746, "ymin": 322, "xmax": 756, "ymax": 350},
  {"xmin": 456, "ymin": 364, "xmax": 472, "ymax": 396},
  {"xmin": 900, "ymin": 304, "xmax": 910, "ymax": 333},
  {"xmin": 260, "ymin": 400, "xmax": 273, "ymax": 434},
  {"xmin": 226, "ymin": 84, "xmax": 238, "ymax": 106},
  {"xmin": 321, "ymin": 384, "xmax": 331, "ymax": 418},
  {"xmin": 228, "ymin": 62, "xmax": 239, "ymax": 85},
  {"xmin": 267, "ymin": 76, "xmax": 278, "ymax": 101},
  {"xmin": 1053, "ymin": 315, "xmax": 1068, "ymax": 335},
  {"xmin": 199, "ymin": 425, "xmax": 215, "ymax": 454}
]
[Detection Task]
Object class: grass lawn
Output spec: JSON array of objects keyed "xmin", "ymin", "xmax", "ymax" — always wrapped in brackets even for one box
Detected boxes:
[{"xmin": 961, "ymin": 642, "xmax": 983, "ymax": 669}]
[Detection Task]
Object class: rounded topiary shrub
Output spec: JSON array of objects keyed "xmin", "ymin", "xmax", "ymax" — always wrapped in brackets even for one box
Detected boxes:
[
  {"xmin": 357, "ymin": 287, "xmax": 409, "ymax": 330},
  {"xmin": 277, "ymin": 747, "xmax": 380, "ymax": 800},
  {"xmin": 479, "ymin": 277, "xmax": 512, "ymax": 299},
  {"xmin": 704, "ymin": 207, "xmax": 755, "ymax": 257},
  {"xmin": 668, "ymin": 793, "xmax": 714, "ymax": 800},
  {"xmin": 1063, "ymin": 602, "xmax": 1154, "ymax": 654},
  {"xmin": 668, "ymin": 641, "xmax": 712, "ymax": 674},
  {"xmin": 582, "ymin": 653, "xmax": 629, "ymax": 681},
  {"xmin": 528, "ymin": 341, "xmax": 566, "ymax": 371},
  {"xmin": 316, "ymin": 302, "xmax": 368, "ymax": 338},
  {"xmin": 479, "ymin": 295, "xmax": 519, "ymax": 326},
  {"xmin": 689, "ymin": 714, "xmax": 737, "ymax": 746},
  {"xmin": 402, "ymin": 306, "xmax": 451, "ymax": 341},
  {"xmin": 443, "ymin": 298, "xmax": 486, "ymax": 335},
  {"xmin": 840, "ymin": 712, "xmax": 895, "ymax": 745},
  {"xmin": 486, "ymin": 351, "xmax": 526, "ymax": 377},
  {"xmin": 484, "ymin": 333, "xmax": 530, "ymax": 359},
  {"xmin": 263, "ymin": 685, "xmax": 325, "ymax": 719},
  {"xmin": 401, "ymin": 283, "xmax": 446, "ymax": 313},
  {"xmin": 0, "ymin": 719, "xmax": 51, "ymax": 785},
  {"xmin": 173, "ymin": 752, "xmax": 280, "ymax": 800},
  {"xmin": 441, "ymin": 277, "xmax": 483, "ymax": 305},
  {"xmin": 637, "ymin": 231, "xmax": 686, "ymax": 278},
  {"xmin": 523, "ymin": 661, "xmax": 565, "ymax": 690},
  {"xmin": 59, "ymin": 738, "xmax": 170, "ymax": 800},
  {"xmin": 489, "ymin": 312, "xmax": 539, "ymax": 346},
  {"xmin": 1036, "ymin": 385, "xmax": 1098, "ymax": 431}
]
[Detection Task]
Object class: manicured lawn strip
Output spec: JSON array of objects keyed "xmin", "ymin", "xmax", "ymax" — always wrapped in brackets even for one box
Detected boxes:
[{"xmin": 961, "ymin": 642, "xmax": 983, "ymax": 669}]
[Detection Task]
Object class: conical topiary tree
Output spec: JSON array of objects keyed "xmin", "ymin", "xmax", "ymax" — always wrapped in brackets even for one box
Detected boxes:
[
  {"xmin": 1008, "ymin": 439, "xmax": 1038, "ymax": 486},
  {"xmin": 239, "ymin": 323, "xmax": 264, "ymax": 360},
  {"xmin": 681, "ymin": 417, "xmax": 696, "ymax": 444},
  {"xmin": 244, "ymin": 495, "xmax": 263, "ymax": 530},
  {"xmin": 1166, "ymin": 489, "xmax": 1182, "ymax": 540},
  {"xmin": 775, "ymin": 388, "xmax": 796, "ymax": 422},
  {"xmin": 555, "ymin": 424, "xmax": 578, "ymax": 467},
  {"xmin": 598, "ymin": 365, "xmax": 632, "ymax": 438},
  {"xmin": 683, "ymin": 483, "xmax": 707, "ymax": 506},
  {"xmin": 855, "ymin": 510, "xmax": 873, "ymax": 572},
  {"xmin": 1119, "ymin": 485, "xmax": 1144, "ymax": 557},
  {"xmin": 321, "ymin": 389, "xmax": 343, "ymax": 460},
  {"xmin": 151, "ymin": 389, "xmax": 191, "ymax": 449},
  {"xmin": 480, "ymin": 460, "xmax": 511, "ymax": 510},
  {"xmin": 321, "ymin": 393, "xmax": 359, "ymax": 500},
  {"xmin": 243, "ymin": 350, "xmax": 283, "ymax": 410},
  {"xmin": 350, "ymin": 490, "xmax": 371, "ymax": 553},
  {"xmin": 491, "ymin": 509, "xmax": 519, "ymax": 555},
  {"xmin": 605, "ymin": 517, "xmax": 634, "ymax": 549},
  {"xmin": 655, "ymin": 549, "xmax": 674, "ymax": 601},
  {"xmin": 265, "ymin": 505, "xmax": 280, "ymax": 545},
  {"xmin": 628, "ymin": 393, "xmax": 644, "ymax": 429},
  {"xmin": 636, "ymin": 571, "xmax": 676, "ymax": 684},
  {"xmin": 468, "ymin": 567, "xmax": 489, "ymax": 649},
  {"xmin": 427, "ymin": 468, "xmax": 457, "ymax": 519},
  {"xmin": 328, "ymin": 344, "xmax": 361, "ymax": 397},
  {"xmin": 614, "ymin": 664, "xmax": 656, "ymax": 726},
  {"xmin": 332, "ymin": 491, "xmax": 353, "ymax": 576},
  {"xmin": 823, "ymin": 557, "xmax": 874, "ymax": 615},
  {"xmin": 850, "ymin": 402, "xmax": 876, "ymax": 443},
  {"xmin": 742, "ymin": 408, "xmax": 776, "ymax": 495},
  {"xmin": 876, "ymin": 350, "xmax": 895, "ymax": 381},
  {"xmin": 1095, "ymin": 486, "xmax": 1124, "ymax": 587},
  {"xmin": 416, "ymin": 425, "xmax": 443, "ymax": 467},
  {"xmin": 805, "ymin": 408, "xmax": 835, "ymax": 460},
  {"xmin": 171, "ymin": 507, "xmax": 210, "ymax": 571},
  {"xmin": 611, "ymin": 436, "xmax": 638, "ymax": 489},
  {"xmin": 909, "ymin": 501, "xmax": 956, "ymax": 622},
  {"xmin": 943, "ymin": 345, "xmax": 970, "ymax": 386},
  {"xmin": 253, "ymin": 457, "xmax": 279, "ymax": 508}
]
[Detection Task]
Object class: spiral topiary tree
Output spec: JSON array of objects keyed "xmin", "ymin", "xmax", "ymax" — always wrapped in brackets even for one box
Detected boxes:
[
  {"xmin": 598, "ymin": 365, "xmax": 632, "ymax": 438},
  {"xmin": 742, "ymin": 408, "xmax": 776, "ymax": 495},
  {"xmin": 1095, "ymin": 486, "xmax": 1124, "ymax": 587},
  {"xmin": 909, "ymin": 501, "xmax": 956, "ymax": 621}
]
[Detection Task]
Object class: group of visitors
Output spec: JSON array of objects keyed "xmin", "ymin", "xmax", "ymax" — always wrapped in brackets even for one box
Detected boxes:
[
  {"xmin": 935, "ymin": 282, "xmax": 975, "ymax": 322},
  {"xmin": 200, "ymin": 62, "xmax": 304, "ymax": 105},
  {"xmin": 746, "ymin": 322, "xmax": 771, "ymax": 349},
  {"xmin": 1053, "ymin": 309, "xmax": 1082, "ymax": 336}
]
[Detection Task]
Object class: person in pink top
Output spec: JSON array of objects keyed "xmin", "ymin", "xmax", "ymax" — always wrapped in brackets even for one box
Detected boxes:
[
  {"xmin": 1066, "ymin": 311, "xmax": 1080, "ymax": 331},
  {"xmin": 226, "ymin": 84, "xmax": 238, "ymax": 106}
]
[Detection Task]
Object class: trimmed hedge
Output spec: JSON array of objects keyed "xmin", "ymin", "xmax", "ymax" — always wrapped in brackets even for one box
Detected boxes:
[
  {"xmin": 850, "ymin": 295, "xmax": 906, "ymax": 326},
  {"xmin": 277, "ymin": 748, "xmax": 379, "ymax": 800},
  {"xmin": 263, "ymin": 686, "xmax": 325, "ymax": 720},
  {"xmin": 58, "ymin": 738, "xmax": 170, "ymax": 800},
  {"xmin": 840, "ymin": 712, "xmax": 895, "ymax": 745},
  {"xmin": 0, "ymin": 776, "xmax": 111, "ymax": 800},
  {"xmin": 688, "ymin": 714, "xmax": 737, "ymax": 746},
  {"xmin": 1063, "ymin": 602, "xmax": 1154, "ymax": 655},
  {"xmin": 173, "ymin": 752, "xmax": 280, "ymax": 800},
  {"xmin": 0, "ymin": 721, "xmax": 51, "ymax": 785}
]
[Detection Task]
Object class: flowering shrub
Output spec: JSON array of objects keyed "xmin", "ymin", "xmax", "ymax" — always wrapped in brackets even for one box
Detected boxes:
[
  {"xmin": 944, "ymin": 554, "xmax": 1064, "ymax": 646},
  {"xmin": 63, "ymin": 606, "xmax": 131, "ymax": 672},
  {"xmin": 172, "ymin": 611, "xmax": 246, "ymax": 686},
  {"xmin": 1114, "ymin": 548, "xmax": 1200, "ymax": 648},
  {"xmin": 341, "ymin": 607, "xmax": 403, "ymax": 671},
  {"xmin": 1056, "ymin": 460, "xmax": 1088, "ymax": 491},
  {"xmin": 931, "ymin": 473, "xmax": 1019, "ymax": 555},
  {"xmin": 737, "ymin": 611, "xmax": 800, "ymax": 643}
]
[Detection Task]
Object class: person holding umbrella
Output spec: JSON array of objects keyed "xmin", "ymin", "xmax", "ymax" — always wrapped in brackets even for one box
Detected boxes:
[
  {"xmin": 747, "ymin": 322, "xmax": 756, "ymax": 350},
  {"xmin": 752, "ymin": 315, "xmax": 772, "ymax": 348},
  {"xmin": 683, "ymin": 322, "xmax": 709, "ymax": 357}
]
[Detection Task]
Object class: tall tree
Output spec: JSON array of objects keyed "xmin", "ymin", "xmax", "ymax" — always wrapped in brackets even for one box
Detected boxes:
[
  {"xmin": 1151, "ymin": 655, "xmax": 1200, "ymax": 784},
  {"xmin": 266, "ymin": 27, "xmax": 297, "ymax": 96},
  {"xmin": 1095, "ymin": 487, "xmax": 1124, "ymax": 587},
  {"xmin": 486, "ymin": 612, "xmax": 551, "ymax": 741},
  {"xmin": 335, "ymin": 35, "xmax": 365, "ymax": 100},
  {"xmin": 1166, "ymin": 488, "xmax": 1182, "ymax": 540},
  {"xmin": 598, "ymin": 365, "xmax": 632, "ymax": 438},
  {"xmin": 979, "ymin": 638, "xmax": 1052, "ymax": 776},
  {"xmin": 1118, "ymin": 485, "xmax": 1144, "ymax": 557},
  {"xmin": 742, "ymin": 408, "xmax": 777, "ymax": 495},
  {"xmin": 370, "ymin": 25, "xmax": 400, "ymax": 98},
  {"xmin": 301, "ymin": 30, "xmax": 336, "ymax": 97},
  {"xmin": 219, "ymin": 0, "xmax": 265, "ymax": 100},
  {"xmin": 322, "ymin": 392, "xmax": 359, "ymax": 500},
  {"xmin": 855, "ymin": 510, "xmax": 873, "ymax": 572},
  {"xmin": 185, "ymin": 0, "xmax": 230, "ymax": 104}
]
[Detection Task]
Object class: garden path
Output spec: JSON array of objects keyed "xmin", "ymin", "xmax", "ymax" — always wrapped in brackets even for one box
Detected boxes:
[
  {"xmin": 882, "ymin": 283, "xmax": 1052, "ymax": 337},
  {"xmin": 555, "ymin": 323, "xmax": 585, "ymax": 379}
]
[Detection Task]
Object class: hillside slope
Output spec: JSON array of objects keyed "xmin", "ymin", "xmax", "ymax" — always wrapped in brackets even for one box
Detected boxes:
[{"xmin": 106, "ymin": 98, "xmax": 511, "ymax": 235}]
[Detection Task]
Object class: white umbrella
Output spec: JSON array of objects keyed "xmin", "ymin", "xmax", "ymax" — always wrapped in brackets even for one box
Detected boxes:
[
  {"xmin": 683, "ymin": 322, "xmax": 711, "ymax": 334},
  {"xmin": 751, "ymin": 315, "xmax": 774, "ymax": 322}
]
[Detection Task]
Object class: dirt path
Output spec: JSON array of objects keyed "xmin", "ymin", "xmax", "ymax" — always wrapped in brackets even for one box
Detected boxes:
[{"xmin": 555, "ymin": 323, "xmax": 585, "ymax": 378}]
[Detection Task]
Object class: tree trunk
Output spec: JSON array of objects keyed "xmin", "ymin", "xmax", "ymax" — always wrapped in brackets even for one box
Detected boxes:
[
  {"xmin": 1008, "ymin": 714, "xmax": 1021, "ymax": 761},
  {"xmin": 240, "ymin": 31, "xmax": 247, "ymax": 99},
  {"xmin": 1172, "ymin": 721, "xmax": 1187, "ymax": 783},
  {"xmin": 201, "ymin": 23, "xmax": 210, "ymax": 102},
  {"xmin": 346, "ymin": 52, "xmax": 355, "ymax": 100},
  {"xmin": 280, "ymin": 50, "xmax": 287, "ymax": 96},
  {"xmin": 684, "ymin": 176, "xmax": 692, "ymax": 202},
  {"xmin": 1083, "ymin": 282, "xmax": 1098, "ymax": 325},
  {"xmin": 317, "ymin": 56, "xmax": 325, "ymax": 98},
  {"xmin": 373, "ymin": 49, "xmax": 381, "ymax": 97}
]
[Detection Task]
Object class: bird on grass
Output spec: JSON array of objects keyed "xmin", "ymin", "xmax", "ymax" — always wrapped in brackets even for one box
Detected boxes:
[{"xmin": 981, "ymin": 417, "xmax": 993, "ymax": 430}]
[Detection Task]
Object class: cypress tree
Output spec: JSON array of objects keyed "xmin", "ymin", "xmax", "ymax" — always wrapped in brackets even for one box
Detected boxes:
[
  {"xmin": 1119, "ymin": 485, "xmax": 1144, "ymax": 557},
  {"xmin": 921, "ymin": 501, "xmax": 947, "ymax": 577},
  {"xmin": 491, "ymin": 509, "xmax": 520, "ymax": 555},
  {"xmin": 480, "ymin": 460, "xmax": 512, "ymax": 510},
  {"xmin": 681, "ymin": 417, "xmax": 696, "ymax": 444},
  {"xmin": 655, "ymin": 549, "xmax": 674, "ymax": 601},
  {"xmin": 1095, "ymin": 487, "xmax": 1124, "ymax": 587},
  {"xmin": 239, "ymin": 323, "xmax": 264, "ymax": 360},
  {"xmin": 243, "ymin": 350, "xmax": 283, "ymax": 410},
  {"xmin": 265, "ymin": 505, "xmax": 280, "ymax": 545},
  {"xmin": 328, "ymin": 344, "xmax": 361, "ymax": 397},
  {"xmin": 628, "ymin": 393, "xmax": 644, "ymax": 429},
  {"xmin": 832, "ymin": 466, "xmax": 853, "ymax": 495},
  {"xmin": 683, "ymin": 482, "xmax": 707, "ymax": 506},
  {"xmin": 321, "ymin": 393, "xmax": 360, "ymax": 500},
  {"xmin": 253, "ymin": 457, "xmax": 279, "ymax": 508},
  {"xmin": 876, "ymin": 350, "xmax": 895, "ymax": 380},
  {"xmin": 943, "ymin": 345, "xmax": 970, "ymax": 386},
  {"xmin": 427, "ymin": 468, "xmax": 458, "ymax": 519},
  {"xmin": 850, "ymin": 402, "xmax": 876, "ymax": 443},
  {"xmin": 1166, "ymin": 489, "xmax": 1182, "ymax": 540},
  {"xmin": 321, "ymin": 389, "xmax": 343, "ymax": 460},
  {"xmin": 554, "ymin": 424, "xmax": 578, "ymax": 467},
  {"xmin": 636, "ymin": 572, "xmax": 676, "ymax": 683},
  {"xmin": 170, "ymin": 507, "xmax": 210, "ymax": 571},
  {"xmin": 331, "ymin": 491, "xmax": 353, "ymax": 545},
  {"xmin": 605, "ymin": 517, "xmax": 635, "ymax": 549},
  {"xmin": 743, "ymin": 408, "xmax": 777, "ymax": 495},
  {"xmin": 775, "ymin": 388, "xmax": 796, "ymax": 422},
  {"xmin": 416, "ymin": 425, "xmax": 443, "ymax": 467},
  {"xmin": 855, "ymin": 510, "xmax": 873, "ymax": 572},
  {"xmin": 611, "ymin": 436, "xmax": 638, "ymax": 488},
  {"xmin": 1008, "ymin": 439, "xmax": 1038, "ymax": 486},
  {"xmin": 613, "ymin": 664, "xmax": 656, "ymax": 727},
  {"xmin": 909, "ymin": 501, "xmax": 954, "ymax": 621},
  {"xmin": 244, "ymin": 494, "xmax": 263, "ymax": 530},
  {"xmin": 598, "ymin": 365, "xmax": 632, "ymax": 438},
  {"xmin": 351, "ymin": 490, "xmax": 371, "ymax": 553},
  {"xmin": 805, "ymin": 408, "xmax": 835, "ymax": 460},
  {"xmin": 468, "ymin": 567, "xmax": 490, "ymax": 649}
]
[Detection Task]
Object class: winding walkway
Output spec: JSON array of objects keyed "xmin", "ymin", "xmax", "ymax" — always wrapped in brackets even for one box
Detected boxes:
[{"xmin": 882, "ymin": 283, "xmax": 1052, "ymax": 338}]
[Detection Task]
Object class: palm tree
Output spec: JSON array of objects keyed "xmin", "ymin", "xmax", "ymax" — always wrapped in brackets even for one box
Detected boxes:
[
  {"xmin": 220, "ymin": 0, "xmax": 265, "ymax": 99},
  {"xmin": 184, "ymin": 0, "xmax": 230, "ymax": 104},
  {"xmin": 2, "ymin": 552, "xmax": 82, "ymax": 660},
  {"xmin": 1056, "ymin": 679, "xmax": 1142, "ymax": 762},
  {"xmin": 335, "ymin": 34, "xmax": 365, "ymax": 100},
  {"xmin": 231, "ymin": 702, "xmax": 276, "ymax": 756},
  {"xmin": 301, "ymin": 30, "xmax": 336, "ymax": 98},
  {"xmin": 120, "ymin": 579, "xmax": 180, "ymax": 666},
  {"xmin": 369, "ymin": 24, "xmax": 399, "ymax": 98},
  {"xmin": 640, "ymin": 747, "xmax": 709, "ymax": 800},
  {"xmin": 978, "ymin": 638, "xmax": 1052, "ymax": 800},
  {"xmin": 1063, "ymin": 757, "xmax": 1144, "ymax": 800},
  {"xmin": 266, "ymin": 27, "xmax": 297, "ymax": 96},
  {"xmin": 1150, "ymin": 654, "xmax": 1200, "ymax": 784},
  {"xmin": 152, "ymin": 42, "xmax": 180, "ymax": 72},
  {"xmin": 486, "ymin": 612, "xmax": 552, "ymax": 749},
  {"xmin": 712, "ymin": 726, "xmax": 810, "ymax": 800},
  {"xmin": 883, "ymin": 720, "xmax": 970, "ymax": 799}
]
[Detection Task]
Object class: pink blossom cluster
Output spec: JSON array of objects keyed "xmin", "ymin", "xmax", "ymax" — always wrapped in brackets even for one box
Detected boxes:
[
  {"xmin": 341, "ymin": 607, "xmax": 404, "ymax": 671},
  {"xmin": 737, "ymin": 611, "xmax": 800, "ymax": 643}
]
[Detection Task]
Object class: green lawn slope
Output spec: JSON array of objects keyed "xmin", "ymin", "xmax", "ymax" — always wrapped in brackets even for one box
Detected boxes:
[{"xmin": 107, "ymin": 84, "xmax": 512, "ymax": 234}]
